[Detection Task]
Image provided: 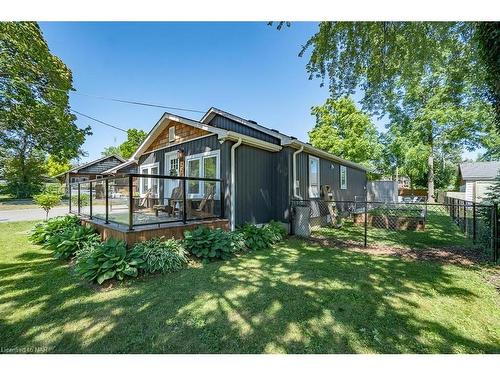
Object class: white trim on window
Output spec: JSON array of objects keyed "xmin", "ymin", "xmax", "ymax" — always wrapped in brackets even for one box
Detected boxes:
[
  {"xmin": 340, "ymin": 165, "xmax": 348, "ymax": 190},
  {"xmin": 308, "ymin": 155, "xmax": 320, "ymax": 198},
  {"xmin": 185, "ymin": 150, "xmax": 220, "ymax": 199},
  {"xmin": 139, "ymin": 162, "xmax": 160, "ymax": 196}
]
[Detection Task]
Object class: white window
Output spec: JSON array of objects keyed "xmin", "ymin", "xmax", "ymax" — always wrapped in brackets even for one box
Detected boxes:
[
  {"xmin": 340, "ymin": 165, "xmax": 347, "ymax": 189},
  {"xmin": 168, "ymin": 126, "xmax": 176, "ymax": 142},
  {"xmin": 96, "ymin": 175, "xmax": 103, "ymax": 180},
  {"xmin": 185, "ymin": 150, "xmax": 220, "ymax": 198},
  {"xmin": 139, "ymin": 162, "xmax": 159, "ymax": 197},
  {"xmin": 308, "ymin": 156, "xmax": 320, "ymax": 198}
]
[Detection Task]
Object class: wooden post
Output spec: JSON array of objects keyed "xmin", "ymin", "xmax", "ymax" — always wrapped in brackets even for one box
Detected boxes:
[
  {"xmin": 220, "ymin": 180, "xmax": 225, "ymax": 219},
  {"xmin": 105, "ymin": 179, "xmax": 109, "ymax": 224}
]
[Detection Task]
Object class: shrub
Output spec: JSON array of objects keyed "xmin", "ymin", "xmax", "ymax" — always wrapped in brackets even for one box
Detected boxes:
[
  {"xmin": 71, "ymin": 193, "xmax": 90, "ymax": 208},
  {"xmin": 46, "ymin": 225, "xmax": 100, "ymax": 260},
  {"xmin": 129, "ymin": 237, "xmax": 187, "ymax": 274},
  {"xmin": 29, "ymin": 215, "xmax": 81, "ymax": 245},
  {"xmin": 184, "ymin": 226, "xmax": 245, "ymax": 260},
  {"xmin": 238, "ymin": 221, "xmax": 286, "ymax": 251},
  {"xmin": 34, "ymin": 192, "xmax": 62, "ymax": 220},
  {"xmin": 75, "ymin": 238, "xmax": 143, "ymax": 284}
]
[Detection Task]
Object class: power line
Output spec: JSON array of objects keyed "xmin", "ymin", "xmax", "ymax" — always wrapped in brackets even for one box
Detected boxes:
[
  {"xmin": 70, "ymin": 109, "xmax": 128, "ymax": 133},
  {"xmin": 0, "ymin": 76, "xmax": 207, "ymax": 114}
]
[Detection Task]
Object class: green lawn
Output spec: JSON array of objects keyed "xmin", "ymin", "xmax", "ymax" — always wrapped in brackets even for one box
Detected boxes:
[
  {"xmin": 0, "ymin": 220, "xmax": 499, "ymax": 353},
  {"xmin": 315, "ymin": 206, "xmax": 476, "ymax": 250}
]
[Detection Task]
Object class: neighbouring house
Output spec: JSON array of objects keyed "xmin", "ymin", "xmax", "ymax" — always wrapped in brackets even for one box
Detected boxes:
[
  {"xmin": 457, "ymin": 161, "xmax": 500, "ymax": 202},
  {"xmin": 127, "ymin": 107, "xmax": 368, "ymax": 230},
  {"xmin": 101, "ymin": 159, "xmax": 138, "ymax": 176},
  {"xmin": 56, "ymin": 155, "xmax": 125, "ymax": 190}
]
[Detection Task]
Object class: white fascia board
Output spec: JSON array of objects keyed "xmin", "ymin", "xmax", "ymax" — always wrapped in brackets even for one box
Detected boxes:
[
  {"xmin": 286, "ymin": 140, "xmax": 369, "ymax": 172},
  {"xmin": 131, "ymin": 112, "xmax": 227, "ymax": 161},
  {"xmin": 220, "ymin": 131, "xmax": 282, "ymax": 152}
]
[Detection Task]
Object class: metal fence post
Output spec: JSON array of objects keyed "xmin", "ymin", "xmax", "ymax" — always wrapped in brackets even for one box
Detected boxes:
[
  {"xmin": 182, "ymin": 178, "xmax": 187, "ymax": 224},
  {"xmin": 105, "ymin": 178, "xmax": 109, "ymax": 224},
  {"xmin": 89, "ymin": 181, "xmax": 93, "ymax": 219},
  {"xmin": 364, "ymin": 200, "xmax": 368, "ymax": 247},
  {"xmin": 219, "ymin": 180, "xmax": 225, "ymax": 219},
  {"xmin": 493, "ymin": 203, "xmax": 498, "ymax": 263},
  {"xmin": 68, "ymin": 183, "xmax": 72, "ymax": 213},
  {"xmin": 472, "ymin": 202, "xmax": 476, "ymax": 243},
  {"xmin": 463, "ymin": 200, "xmax": 467, "ymax": 234},
  {"xmin": 77, "ymin": 183, "xmax": 81, "ymax": 216},
  {"xmin": 128, "ymin": 175, "xmax": 134, "ymax": 231}
]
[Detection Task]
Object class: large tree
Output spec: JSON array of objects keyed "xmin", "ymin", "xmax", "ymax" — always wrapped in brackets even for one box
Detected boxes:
[
  {"xmin": 0, "ymin": 22, "xmax": 91, "ymax": 198},
  {"xmin": 309, "ymin": 97, "xmax": 381, "ymax": 168},
  {"xmin": 102, "ymin": 128, "xmax": 147, "ymax": 159},
  {"xmin": 298, "ymin": 22, "xmax": 496, "ymax": 201}
]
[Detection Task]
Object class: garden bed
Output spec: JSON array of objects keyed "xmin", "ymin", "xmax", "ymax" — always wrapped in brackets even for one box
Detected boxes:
[{"xmin": 353, "ymin": 210, "xmax": 426, "ymax": 231}]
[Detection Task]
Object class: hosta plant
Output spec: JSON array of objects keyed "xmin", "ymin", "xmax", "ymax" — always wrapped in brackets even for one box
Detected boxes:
[
  {"xmin": 46, "ymin": 225, "xmax": 100, "ymax": 260},
  {"xmin": 183, "ymin": 226, "xmax": 245, "ymax": 261},
  {"xmin": 129, "ymin": 237, "xmax": 187, "ymax": 274},
  {"xmin": 239, "ymin": 223, "xmax": 275, "ymax": 251},
  {"xmin": 29, "ymin": 215, "xmax": 81, "ymax": 245},
  {"xmin": 75, "ymin": 238, "xmax": 143, "ymax": 284}
]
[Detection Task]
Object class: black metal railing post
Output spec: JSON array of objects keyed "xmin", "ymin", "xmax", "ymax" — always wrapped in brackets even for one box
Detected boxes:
[
  {"xmin": 105, "ymin": 178, "xmax": 109, "ymax": 224},
  {"xmin": 493, "ymin": 203, "xmax": 498, "ymax": 263},
  {"xmin": 363, "ymin": 200, "xmax": 368, "ymax": 247},
  {"xmin": 472, "ymin": 202, "xmax": 476, "ymax": 243},
  {"xmin": 182, "ymin": 178, "xmax": 187, "ymax": 224},
  {"xmin": 128, "ymin": 175, "xmax": 134, "ymax": 231},
  {"xmin": 68, "ymin": 183, "xmax": 72, "ymax": 213},
  {"xmin": 77, "ymin": 183, "xmax": 81, "ymax": 216},
  {"xmin": 463, "ymin": 200, "xmax": 467, "ymax": 234},
  {"xmin": 89, "ymin": 181, "xmax": 93, "ymax": 219},
  {"xmin": 220, "ymin": 180, "xmax": 225, "ymax": 219}
]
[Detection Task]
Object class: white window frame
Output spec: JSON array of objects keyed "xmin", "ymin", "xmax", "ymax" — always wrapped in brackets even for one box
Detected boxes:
[
  {"xmin": 340, "ymin": 165, "xmax": 348, "ymax": 190},
  {"xmin": 168, "ymin": 126, "xmax": 176, "ymax": 143},
  {"xmin": 139, "ymin": 162, "xmax": 160, "ymax": 197},
  {"xmin": 308, "ymin": 155, "xmax": 320, "ymax": 198},
  {"xmin": 185, "ymin": 150, "xmax": 220, "ymax": 199}
]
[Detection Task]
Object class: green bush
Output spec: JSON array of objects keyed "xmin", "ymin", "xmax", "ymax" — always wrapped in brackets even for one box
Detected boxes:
[
  {"xmin": 71, "ymin": 193, "xmax": 90, "ymax": 208},
  {"xmin": 75, "ymin": 238, "xmax": 143, "ymax": 284},
  {"xmin": 46, "ymin": 225, "xmax": 100, "ymax": 260},
  {"xmin": 264, "ymin": 220, "xmax": 287, "ymax": 242},
  {"xmin": 29, "ymin": 215, "xmax": 81, "ymax": 245},
  {"xmin": 129, "ymin": 237, "xmax": 187, "ymax": 274},
  {"xmin": 34, "ymin": 192, "xmax": 62, "ymax": 220},
  {"xmin": 238, "ymin": 221, "xmax": 286, "ymax": 251},
  {"xmin": 184, "ymin": 226, "xmax": 245, "ymax": 261}
]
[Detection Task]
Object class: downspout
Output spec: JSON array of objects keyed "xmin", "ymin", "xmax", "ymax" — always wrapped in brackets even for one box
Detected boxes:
[
  {"xmin": 230, "ymin": 138, "xmax": 243, "ymax": 231},
  {"xmin": 292, "ymin": 145, "xmax": 304, "ymax": 198}
]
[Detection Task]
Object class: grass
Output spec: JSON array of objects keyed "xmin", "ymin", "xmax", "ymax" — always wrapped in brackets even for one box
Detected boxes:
[
  {"xmin": 316, "ymin": 206, "xmax": 474, "ymax": 250},
  {"xmin": 0, "ymin": 220, "xmax": 499, "ymax": 353}
]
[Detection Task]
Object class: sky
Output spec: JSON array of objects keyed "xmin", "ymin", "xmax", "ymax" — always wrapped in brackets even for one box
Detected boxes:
[{"xmin": 39, "ymin": 22, "xmax": 478, "ymax": 163}]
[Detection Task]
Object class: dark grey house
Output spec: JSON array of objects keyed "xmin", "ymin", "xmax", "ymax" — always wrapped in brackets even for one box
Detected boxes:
[
  {"xmin": 130, "ymin": 107, "xmax": 368, "ymax": 230},
  {"xmin": 57, "ymin": 155, "xmax": 125, "ymax": 188}
]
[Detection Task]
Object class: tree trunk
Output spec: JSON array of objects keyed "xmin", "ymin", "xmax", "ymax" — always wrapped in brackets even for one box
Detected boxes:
[{"xmin": 427, "ymin": 152, "xmax": 435, "ymax": 202}]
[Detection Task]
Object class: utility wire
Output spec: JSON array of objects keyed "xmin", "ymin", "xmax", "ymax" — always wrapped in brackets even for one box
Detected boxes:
[
  {"xmin": 0, "ymin": 76, "xmax": 207, "ymax": 114},
  {"xmin": 70, "ymin": 109, "xmax": 128, "ymax": 133}
]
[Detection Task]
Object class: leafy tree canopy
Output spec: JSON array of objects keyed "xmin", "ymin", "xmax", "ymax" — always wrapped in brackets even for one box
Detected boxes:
[
  {"xmin": 0, "ymin": 22, "xmax": 91, "ymax": 197},
  {"xmin": 45, "ymin": 155, "xmax": 72, "ymax": 177},
  {"xmin": 309, "ymin": 97, "xmax": 382, "ymax": 168},
  {"xmin": 102, "ymin": 128, "xmax": 147, "ymax": 159}
]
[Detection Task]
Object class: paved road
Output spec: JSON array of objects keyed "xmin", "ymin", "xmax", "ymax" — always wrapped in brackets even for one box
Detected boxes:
[{"xmin": 0, "ymin": 206, "xmax": 70, "ymax": 222}]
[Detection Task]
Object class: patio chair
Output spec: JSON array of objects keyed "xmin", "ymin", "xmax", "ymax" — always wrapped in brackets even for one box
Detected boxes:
[
  {"xmin": 137, "ymin": 188, "xmax": 153, "ymax": 209},
  {"xmin": 191, "ymin": 185, "xmax": 215, "ymax": 218},
  {"xmin": 153, "ymin": 186, "xmax": 183, "ymax": 217}
]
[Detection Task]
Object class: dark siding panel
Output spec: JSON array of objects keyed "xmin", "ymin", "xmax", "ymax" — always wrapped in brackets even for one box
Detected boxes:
[
  {"xmin": 209, "ymin": 115, "xmax": 280, "ymax": 145},
  {"xmin": 295, "ymin": 151, "xmax": 367, "ymax": 202},
  {"xmin": 235, "ymin": 145, "xmax": 276, "ymax": 225},
  {"xmin": 274, "ymin": 148, "xmax": 292, "ymax": 222},
  {"xmin": 219, "ymin": 141, "xmax": 232, "ymax": 221}
]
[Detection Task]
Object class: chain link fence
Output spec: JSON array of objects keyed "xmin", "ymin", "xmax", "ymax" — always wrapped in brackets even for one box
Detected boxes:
[{"xmin": 290, "ymin": 198, "xmax": 499, "ymax": 263}]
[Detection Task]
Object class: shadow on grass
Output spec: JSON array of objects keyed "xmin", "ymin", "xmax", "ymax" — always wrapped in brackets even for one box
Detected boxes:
[{"xmin": 1, "ymin": 233, "xmax": 499, "ymax": 353}]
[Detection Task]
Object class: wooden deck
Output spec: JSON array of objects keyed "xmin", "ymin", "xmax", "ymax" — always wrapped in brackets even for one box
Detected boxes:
[{"xmin": 81, "ymin": 217, "xmax": 229, "ymax": 246}]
